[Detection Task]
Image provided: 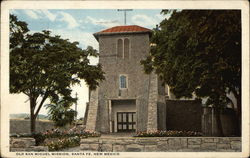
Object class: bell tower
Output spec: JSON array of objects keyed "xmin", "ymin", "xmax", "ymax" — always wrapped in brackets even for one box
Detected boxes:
[{"xmin": 86, "ymin": 25, "xmax": 166, "ymax": 133}]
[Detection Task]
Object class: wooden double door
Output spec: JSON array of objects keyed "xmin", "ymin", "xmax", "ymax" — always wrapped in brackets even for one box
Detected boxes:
[{"xmin": 117, "ymin": 112, "xmax": 136, "ymax": 132}]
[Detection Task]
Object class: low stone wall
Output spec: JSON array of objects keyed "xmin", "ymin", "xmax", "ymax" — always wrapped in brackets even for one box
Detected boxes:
[
  {"xmin": 80, "ymin": 137, "xmax": 241, "ymax": 152},
  {"xmin": 10, "ymin": 137, "xmax": 48, "ymax": 152},
  {"xmin": 10, "ymin": 119, "xmax": 55, "ymax": 134}
]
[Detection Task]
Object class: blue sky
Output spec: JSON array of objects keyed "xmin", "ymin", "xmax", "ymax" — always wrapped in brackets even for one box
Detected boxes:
[
  {"xmin": 10, "ymin": 9, "xmax": 169, "ymax": 50},
  {"xmin": 9, "ymin": 9, "xmax": 169, "ymax": 118}
]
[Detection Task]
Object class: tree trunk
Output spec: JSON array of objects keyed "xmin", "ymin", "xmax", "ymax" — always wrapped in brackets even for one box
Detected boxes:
[
  {"xmin": 214, "ymin": 106, "xmax": 224, "ymax": 136},
  {"xmin": 30, "ymin": 97, "xmax": 36, "ymax": 133}
]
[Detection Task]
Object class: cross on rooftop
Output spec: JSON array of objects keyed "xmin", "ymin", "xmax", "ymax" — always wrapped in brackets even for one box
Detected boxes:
[{"xmin": 117, "ymin": 9, "xmax": 133, "ymax": 25}]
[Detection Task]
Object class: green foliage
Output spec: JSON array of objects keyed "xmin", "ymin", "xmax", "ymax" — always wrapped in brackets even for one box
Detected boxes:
[
  {"xmin": 31, "ymin": 128, "xmax": 100, "ymax": 147},
  {"xmin": 32, "ymin": 132, "xmax": 46, "ymax": 146},
  {"xmin": 10, "ymin": 14, "xmax": 29, "ymax": 49},
  {"xmin": 46, "ymin": 136, "xmax": 80, "ymax": 151},
  {"xmin": 45, "ymin": 99, "xmax": 76, "ymax": 127},
  {"xmin": 41, "ymin": 128, "xmax": 101, "ymax": 139},
  {"xmin": 9, "ymin": 14, "xmax": 105, "ymax": 132},
  {"xmin": 141, "ymin": 10, "xmax": 241, "ymax": 108}
]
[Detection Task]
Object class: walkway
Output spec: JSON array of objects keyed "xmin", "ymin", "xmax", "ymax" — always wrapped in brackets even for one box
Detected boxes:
[
  {"xmin": 60, "ymin": 133, "xmax": 136, "ymax": 152},
  {"xmin": 100, "ymin": 132, "xmax": 136, "ymax": 138}
]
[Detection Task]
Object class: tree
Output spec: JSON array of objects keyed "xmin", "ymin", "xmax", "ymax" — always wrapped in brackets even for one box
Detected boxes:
[
  {"xmin": 45, "ymin": 99, "xmax": 76, "ymax": 127},
  {"xmin": 141, "ymin": 10, "xmax": 241, "ymax": 136},
  {"xmin": 10, "ymin": 14, "xmax": 105, "ymax": 133}
]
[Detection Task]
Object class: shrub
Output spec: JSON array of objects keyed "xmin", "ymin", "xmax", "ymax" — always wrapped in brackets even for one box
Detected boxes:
[
  {"xmin": 46, "ymin": 136, "xmax": 80, "ymax": 151},
  {"xmin": 42, "ymin": 128, "xmax": 100, "ymax": 139},
  {"xmin": 32, "ymin": 127, "xmax": 100, "ymax": 145},
  {"xmin": 32, "ymin": 132, "xmax": 46, "ymax": 145},
  {"xmin": 45, "ymin": 100, "xmax": 77, "ymax": 127}
]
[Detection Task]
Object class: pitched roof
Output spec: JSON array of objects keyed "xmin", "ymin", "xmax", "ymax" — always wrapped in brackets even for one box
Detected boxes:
[{"xmin": 93, "ymin": 25, "xmax": 152, "ymax": 41}]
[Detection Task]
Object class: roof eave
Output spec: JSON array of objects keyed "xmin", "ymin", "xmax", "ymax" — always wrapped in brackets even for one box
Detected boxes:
[{"xmin": 93, "ymin": 31, "xmax": 153, "ymax": 41}]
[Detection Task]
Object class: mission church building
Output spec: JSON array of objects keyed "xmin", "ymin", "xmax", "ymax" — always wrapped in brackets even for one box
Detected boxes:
[
  {"xmin": 84, "ymin": 24, "xmax": 237, "ymax": 136},
  {"xmin": 85, "ymin": 25, "xmax": 167, "ymax": 133}
]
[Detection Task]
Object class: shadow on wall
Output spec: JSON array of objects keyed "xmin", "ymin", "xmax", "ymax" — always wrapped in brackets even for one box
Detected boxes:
[
  {"xmin": 202, "ymin": 107, "xmax": 238, "ymax": 136},
  {"xmin": 166, "ymin": 99, "xmax": 202, "ymax": 132},
  {"xmin": 165, "ymin": 100, "xmax": 239, "ymax": 136}
]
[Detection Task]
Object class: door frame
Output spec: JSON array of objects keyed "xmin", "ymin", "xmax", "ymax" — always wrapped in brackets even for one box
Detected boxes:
[{"xmin": 117, "ymin": 112, "xmax": 136, "ymax": 132}]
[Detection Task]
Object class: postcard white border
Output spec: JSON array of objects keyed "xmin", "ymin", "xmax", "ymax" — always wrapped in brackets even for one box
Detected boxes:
[{"xmin": 1, "ymin": 1, "xmax": 249, "ymax": 158}]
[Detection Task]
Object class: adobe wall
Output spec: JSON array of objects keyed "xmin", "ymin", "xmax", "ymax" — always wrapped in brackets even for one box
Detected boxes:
[
  {"xmin": 166, "ymin": 100, "xmax": 202, "ymax": 132},
  {"xmin": 98, "ymin": 34, "xmax": 150, "ymax": 99},
  {"xmin": 80, "ymin": 137, "xmax": 241, "ymax": 152},
  {"xmin": 10, "ymin": 119, "xmax": 55, "ymax": 134},
  {"xmin": 96, "ymin": 34, "xmax": 151, "ymax": 132},
  {"xmin": 202, "ymin": 107, "xmax": 238, "ymax": 136},
  {"xmin": 10, "ymin": 137, "xmax": 48, "ymax": 152}
]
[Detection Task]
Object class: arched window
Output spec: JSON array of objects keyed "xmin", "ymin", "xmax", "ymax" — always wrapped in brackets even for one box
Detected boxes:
[
  {"xmin": 124, "ymin": 38, "xmax": 129, "ymax": 59},
  {"xmin": 119, "ymin": 75, "xmax": 127, "ymax": 89},
  {"xmin": 117, "ymin": 39, "xmax": 123, "ymax": 58}
]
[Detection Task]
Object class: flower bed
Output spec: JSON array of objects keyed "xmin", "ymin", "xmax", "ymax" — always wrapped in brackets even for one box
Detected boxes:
[
  {"xmin": 39, "ymin": 127, "xmax": 100, "ymax": 139},
  {"xmin": 30, "ymin": 127, "xmax": 101, "ymax": 151},
  {"xmin": 46, "ymin": 136, "xmax": 80, "ymax": 151},
  {"xmin": 134, "ymin": 130, "xmax": 202, "ymax": 137}
]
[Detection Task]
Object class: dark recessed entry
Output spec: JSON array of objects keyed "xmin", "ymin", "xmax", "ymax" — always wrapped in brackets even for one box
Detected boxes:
[{"xmin": 117, "ymin": 112, "xmax": 136, "ymax": 132}]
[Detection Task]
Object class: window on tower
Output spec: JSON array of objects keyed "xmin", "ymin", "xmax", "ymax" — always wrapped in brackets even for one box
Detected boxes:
[
  {"xmin": 117, "ymin": 38, "xmax": 130, "ymax": 58},
  {"xmin": 119, "ymin": 75, "xmax": 127, "ymax": 89},
  {"xmin": 124, "ymin": 38, "xmax": 129, "ymax": 59},
  {"xmin": 117, "ymin": 39, "xmax": 123, "ymax": 58}
]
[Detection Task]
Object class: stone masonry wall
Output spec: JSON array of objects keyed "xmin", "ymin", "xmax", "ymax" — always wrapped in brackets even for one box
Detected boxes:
[
  {"xmin": 80, "ymin": 137, "xmax": 241, "ymax": 152},
  {"xmin": 10, "ymin": 119, "xmax": 54, "ymax": 134},
  {"xmin": 10, "ymin": 137, "xmax": 48, "ymax": 152},
  {"xmin": 95, "ymin": 33, "xmax": 151, "ymax": 132},
  {"xmin": 85, "ymin": 88, "xmax": 99, "ymax": 131},
  {"xmin": 146, "ymin": 73, "xmax": 158, "ymax": 131}
]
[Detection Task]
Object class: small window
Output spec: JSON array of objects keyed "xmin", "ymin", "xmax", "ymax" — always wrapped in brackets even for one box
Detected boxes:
[
  {"xmin": 124, "ymin": 38, "xmax": 129, "ymax": 59},
  {"xmin": 117, "ymin": 39, "xmax": 123, "ymax": 58},
  {"xmin": 119, "ymin": 75, "xmax": 127, "ymax": 89},
  {"xmin": 117, "ymin": 38, "xmax": 130, "ymax": 58}
]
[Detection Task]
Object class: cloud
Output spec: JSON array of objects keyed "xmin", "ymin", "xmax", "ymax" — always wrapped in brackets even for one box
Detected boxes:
[
  {"xmin": 131, "ymin": 13, "xmax": 170, "ymax": 29},
  {"xmin": 10, "ymin": 10, "xmax": 19, "ymax": 15},
  {"xmin": 50, "ymin": 29, "xmax": 99, "ymax": 65},
  {"xmin": 131, "ymin": 14, "xmax": 158, "ymax": 28},
  {"xmin": 155, "ymin": 13, "xmax": 171, "ymax": 21},
  {"xmin": 85, "ymin": 16, "xmax": 121, "ymax": 28},
  {"xmin": 58, "ymin": 12, "xmax": 79, "ymax": 29},
  {"xmin": 40, "ymin": 10, "xmax": 57, "ymax": 21},
  {"xmin": 50, "ymin": 29, "xmax": 98, "ymax": 49},
  {"xmin": 22, "ymin": 9, "xmax": 57, "ymax": 22},
  {"xmin": 23, "ymin": 10, "xmax": 41, "ymax": 19}
]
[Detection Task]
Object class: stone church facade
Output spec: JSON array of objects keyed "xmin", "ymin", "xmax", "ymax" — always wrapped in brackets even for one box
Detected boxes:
[{"xmin": 85, "ymin": 25, "xmax": 166, "ymax": 133}]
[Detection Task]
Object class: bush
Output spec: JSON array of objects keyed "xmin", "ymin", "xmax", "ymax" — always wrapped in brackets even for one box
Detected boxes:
[
  {"xmin": 42, "ymin": 128, "xmax": 100, "ymax": 139},
  {"xmin": 32, "ymin": 132, "xmax": 46, "ymax": 145},
  {"xmin": 32, "ymin": 127, "xmax": 100, "ymax": 145},
  {"xmin": 45, "ymin": 100, "xmax": 77, "ymax": 127},
  {"xmin": 134, "ymin": 130, "xmax": 202, "ymax": 137},
  {"xmin": 46, "ymin": 136, "xmax": 80, "ymax": 151}
]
